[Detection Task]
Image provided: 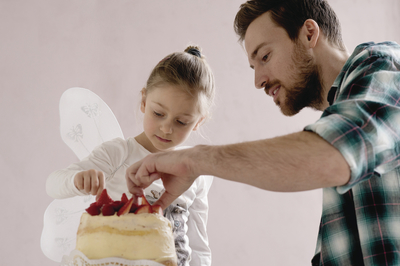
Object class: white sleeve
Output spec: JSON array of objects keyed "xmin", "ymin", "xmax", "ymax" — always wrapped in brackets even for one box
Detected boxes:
[
  {"xmin": 46, "ymin": 137, "xmax": 128, "ymax": 199},
  {"xmin": 186, "ymin": 175, "xmax": 213, "ymax": 266}
]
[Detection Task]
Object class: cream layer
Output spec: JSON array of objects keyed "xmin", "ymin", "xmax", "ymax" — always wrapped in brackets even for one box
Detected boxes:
[{"xmin": 76, "ymin": 212, "xmax": 176, "ymax": 262}]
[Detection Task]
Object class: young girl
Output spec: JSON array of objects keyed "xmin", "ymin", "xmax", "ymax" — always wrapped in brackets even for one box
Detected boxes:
[{"xmin": 46, "ymin": 46, "xmax": 216, "ymax": 266}]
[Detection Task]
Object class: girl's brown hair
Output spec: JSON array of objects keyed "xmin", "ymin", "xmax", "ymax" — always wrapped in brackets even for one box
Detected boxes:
[{"xmin": 144, "ymin": 45, "xmax": 215, "ymax": 120}]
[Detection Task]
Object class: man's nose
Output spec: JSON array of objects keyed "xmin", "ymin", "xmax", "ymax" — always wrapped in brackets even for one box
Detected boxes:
[{"xmin": 254, "ymin": 67, "xmax": 268, "ymax": 89}]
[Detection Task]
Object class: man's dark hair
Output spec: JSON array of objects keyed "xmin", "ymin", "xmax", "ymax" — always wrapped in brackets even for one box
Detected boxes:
[{"xmin": 234, "ymin": 0, "xmax": 345, "ymax": 50}]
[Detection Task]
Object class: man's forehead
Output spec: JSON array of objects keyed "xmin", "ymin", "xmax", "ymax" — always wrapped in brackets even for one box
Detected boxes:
[
  {"xmin": 244, "ymin": 12, "xmax": 276, "ymax": 55},
  {"xmin": 244, "ymin": 12, "xmax": 288, "ymax": 58}
]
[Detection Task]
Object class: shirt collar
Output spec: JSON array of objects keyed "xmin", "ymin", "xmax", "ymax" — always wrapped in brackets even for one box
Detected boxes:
[{"xmin": 327, "ymin": 86, "xmax": 338, "ymax": 106}]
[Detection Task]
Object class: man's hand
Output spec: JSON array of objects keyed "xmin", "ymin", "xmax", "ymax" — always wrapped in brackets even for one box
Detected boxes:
[
  {"xmin": 125, "ymin": 149, "xmax": 198, "ymax": 210},
  {"xmin": 74, "ymin": 169, "xmax": 105, "ymax": 199}
]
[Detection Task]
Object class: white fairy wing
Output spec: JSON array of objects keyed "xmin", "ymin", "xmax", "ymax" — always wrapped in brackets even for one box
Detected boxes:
[
  {"xmin": 41, "ymin": 87, "xmax": 124, "ymax": 262},
  {"xmin": 41, "ymin": 195, "xmax": 96, "ymax": 262},
  {"xmin": 59, "ymin": 87, "xmax": 124, "ymax": 160}
]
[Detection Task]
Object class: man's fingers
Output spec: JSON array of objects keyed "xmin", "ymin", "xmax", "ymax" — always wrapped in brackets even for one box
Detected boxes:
[
  {"xmin": 130, "ymin": 186, "xmax": 145, "ymax": 197},
  {"xmin": 153, "ymin": 191, "xmax": 178, "ymax": 211}
]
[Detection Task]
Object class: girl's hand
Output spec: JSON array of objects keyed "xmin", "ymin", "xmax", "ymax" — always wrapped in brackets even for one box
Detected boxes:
[{"xmin": 74, "ymin": 169, "xmax": 105, "ymax": 199}]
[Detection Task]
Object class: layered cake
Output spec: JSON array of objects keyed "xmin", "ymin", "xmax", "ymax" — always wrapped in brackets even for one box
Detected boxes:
[{"xmin": 75, "ymin": 189, "xmax": 177, "ymax": 266}]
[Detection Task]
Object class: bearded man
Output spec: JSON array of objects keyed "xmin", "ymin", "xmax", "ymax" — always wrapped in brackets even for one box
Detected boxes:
[{"xmin": 126, "ymin": 1, "xmax": 400, "ymax": 265}]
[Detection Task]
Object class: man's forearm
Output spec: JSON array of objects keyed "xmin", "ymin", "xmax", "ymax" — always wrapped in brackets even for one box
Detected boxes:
[{"xmin": 190, "ymin": 131, "xmax": 350, "ymax": 192}]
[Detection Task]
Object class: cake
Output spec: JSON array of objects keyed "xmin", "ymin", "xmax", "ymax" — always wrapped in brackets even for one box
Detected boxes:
[{"xmin": 75, "ymin": 189, "xmax": 178, "ymax": 266}]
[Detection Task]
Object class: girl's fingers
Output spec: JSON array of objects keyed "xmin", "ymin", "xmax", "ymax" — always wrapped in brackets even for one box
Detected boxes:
[
  {"xmin": 90, "ymin": 173, "xmax": 98, "ymax": 196},
  {"xmin": 75, "ymin": 173, "xmax": 84, "ymax": 190},
  {"xmin": 84, "ymin": 171, "xmax": 91, "ymax": 193},
  {"xmin": 96, "ymin": 172, "xmax": 105, "ymax": 198}
]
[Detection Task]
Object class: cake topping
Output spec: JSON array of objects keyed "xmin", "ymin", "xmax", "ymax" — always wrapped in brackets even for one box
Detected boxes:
[
  {"xmin": 101, "ymin": 204, "xmax": 115, "ymax": 216},
  {"xmin": 96, "ymin": 189, "xmax": 113, "ymax": 207},
  {"xmin": 121, "ymin": 193, "xmax": 129, "ymax": 204},
  {"xmin": 85, "ymin": 189, "xmax": 164, "ymax": 217},
  {"xmin": 85, "ymin": 202, "xmax": 101, "ymax": 216},
  {"xmin": 135, "ymin": 205, "xmax": 152, "ymax": 214},
  {"xmin": 117, "ymin": 197, "xmax": 134, "ymax": 216}
]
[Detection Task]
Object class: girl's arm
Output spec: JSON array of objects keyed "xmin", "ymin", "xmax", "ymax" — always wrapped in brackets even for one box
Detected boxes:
[
  {"xmin": 186, "ymin": 175, "xmax": 213, "ymax": 266},
  {"xmin": 47, "ymin": 137, "xmax": 129, "ymax": 199}
]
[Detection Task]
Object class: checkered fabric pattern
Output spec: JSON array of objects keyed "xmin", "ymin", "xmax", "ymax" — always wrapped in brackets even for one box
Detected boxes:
[{"xmin": 305, "ymin": 42, "xmax": 400, "ymax": 266}]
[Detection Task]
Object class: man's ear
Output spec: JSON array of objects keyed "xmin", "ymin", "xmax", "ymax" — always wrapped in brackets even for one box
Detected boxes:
[
  {"xmin": 192, "ymin": 117, "xmax": 205, "ymax": 131},
  {"xmin": 300, "ymin": 19, "xmax": 319, "ymax": 49},
  {"xmin": 140, "ymin": 88, "xmax": 147, "ymax": 113}
]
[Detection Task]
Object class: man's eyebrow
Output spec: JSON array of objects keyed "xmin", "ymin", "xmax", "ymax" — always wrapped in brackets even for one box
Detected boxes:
[
  {"xmin": 251, "ymin": 42, "xmax": 268, "ymax": 60},
  {"xmin": 249, "ymin": 42, "xmax": 268, "ymax": 69}
]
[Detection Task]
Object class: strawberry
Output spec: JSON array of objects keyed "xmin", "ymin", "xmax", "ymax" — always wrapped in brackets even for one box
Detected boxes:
[
  {"xmin": 102, "ymin": 204, "xmax": 115, "ymax": 216},
  {"xmin": 135, "ymin": 205, "xmax": 152, "ymax": 214},
  {"xmin": 86, "ymin": 203, "xmax": 101, "ymax": 216},
  {"xmin": 129, "ymin": 203, "xmax": 138, "ymax": 213},
  {"xmin": 111, "ymin": 201, "xmax": 124, "ymax": 211},
  {"xmin": 117, "ymin": 197, "xmax": 134, "ymax": 216},
  {"xmin": 140, "ymin": 196, "xmax": 151, "ymax": 206},
  {"xmin": 96, "ymin": 189, "xmax": 113, "ymax": 207},
  {"xmin": 151, "ymin": 205, "xmax": 163, "ymax": 215},
  {"xmin": 121, "ymin": 193, "xmax": 129, "ymax": 204}
]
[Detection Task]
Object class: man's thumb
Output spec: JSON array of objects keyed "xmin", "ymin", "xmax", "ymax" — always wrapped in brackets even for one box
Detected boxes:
[{"xmin": 153, "ymin": 191, "xmax": 177, "ymax": 210}]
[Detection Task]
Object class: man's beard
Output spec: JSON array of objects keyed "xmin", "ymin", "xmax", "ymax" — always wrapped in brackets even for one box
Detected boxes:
[{"xmin": 273, "ymin": 42, "xmax": 324, "ymax": 116}]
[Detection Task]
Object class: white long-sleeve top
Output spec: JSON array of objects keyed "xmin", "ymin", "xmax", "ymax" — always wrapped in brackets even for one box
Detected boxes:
[{"xmin": 46, "ymin": 137, "xmax": 213, "ymax": 266}]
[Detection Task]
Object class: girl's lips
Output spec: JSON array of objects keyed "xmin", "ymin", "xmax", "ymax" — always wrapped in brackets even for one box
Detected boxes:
[{"xmin": 156, "ymin": 135, "xmax": 171, "ymax": 143}]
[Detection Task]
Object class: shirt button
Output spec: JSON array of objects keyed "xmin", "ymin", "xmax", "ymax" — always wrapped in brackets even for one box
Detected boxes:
[{"xmin": 174, "ymin": 220, "xmax": 180, "ymax": 227}]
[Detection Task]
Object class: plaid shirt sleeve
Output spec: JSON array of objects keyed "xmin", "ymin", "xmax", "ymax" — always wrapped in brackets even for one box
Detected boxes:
[
  {"xmin": 304, "ymin": 42, "xmax": 400, "ymax": 266},
  {"xmin": 305, "ymin": 41, "xmax": 400, "ymax": 194}
]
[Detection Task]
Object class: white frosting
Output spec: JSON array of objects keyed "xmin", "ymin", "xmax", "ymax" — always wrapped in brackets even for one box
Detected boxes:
[{"xmin": 76, "ymin": 213, "xmax": 177, "ymax": 264}]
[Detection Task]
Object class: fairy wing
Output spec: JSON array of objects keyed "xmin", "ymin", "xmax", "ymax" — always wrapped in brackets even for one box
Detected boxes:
[
  {"xmin": 59, "ymin": 87, "xmax": 124, "ymax": 160},
  {"xmin": 41, "ymin": 87, "xmax": 124, "ymax": 262}
]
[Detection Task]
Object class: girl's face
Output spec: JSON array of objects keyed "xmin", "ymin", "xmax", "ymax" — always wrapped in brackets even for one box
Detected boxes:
[{"xmin": 139, "ymin": 84, "xmax": 204, "ymax": 153}]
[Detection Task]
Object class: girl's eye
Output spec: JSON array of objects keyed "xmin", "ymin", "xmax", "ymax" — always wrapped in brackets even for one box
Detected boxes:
[
  {"xmin": 262, "ymin": 53, "xmax": 270, "ymax": 62},
  {"xmin": 154, "ymin": 111, "xmax": 163, "ymax": 117},
  {"xmin": 177, "ymin": 120, "xmax": 187, "ymax": 126}
]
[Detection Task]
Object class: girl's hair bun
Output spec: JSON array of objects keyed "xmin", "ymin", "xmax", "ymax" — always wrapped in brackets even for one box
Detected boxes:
[{"xmin": 184, "ymin": 45, "xmax": 202, "ymax": 58}]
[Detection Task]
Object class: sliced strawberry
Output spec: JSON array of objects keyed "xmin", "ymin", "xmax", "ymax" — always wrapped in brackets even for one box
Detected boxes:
[
  {"xmin": 135, "ymin": 205, "xmax": 152, "ymax": 214},
  {"xmin": 151, "ymin": 205, "xmax": 163, "ymax": 215},
  {"xmin": 140, "ymin": 196, "xmax": 151, "ymax": 206},
  {"xmin": 86, "ymin": 203, "xmax": 101, "ymax": 216},
  {"xmin": 96, "ymin": 189, "xmax": 113, "ymax": 207},
  {"xmin": 111, "ymin": 201, "xmax": 124, "ymax": 211},
  {"xmin": 121, "ymin": 193, "xmax": 129, "ymax": 204},
  {"xmin": 129, "ymin": 203, "xmax": 138, "ymax": 213},
  {"xmin": 89, "ymin": 202, "xmax": 98, "ymax": 207},
  {"xmin": 117, "ymin": 198, "xmax": 134, "ymax": 216},
  {"xmin": 102, "ymin": 204, "xmax": 115, "ymax": 216}
]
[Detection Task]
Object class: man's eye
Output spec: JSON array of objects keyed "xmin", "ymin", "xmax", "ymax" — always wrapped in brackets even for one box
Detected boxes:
[{"xmin": 262, "ymin": 53, "xmax": 270, "ymax": 62}]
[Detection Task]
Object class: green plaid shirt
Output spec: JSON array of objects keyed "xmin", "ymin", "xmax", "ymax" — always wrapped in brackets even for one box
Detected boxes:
[{"xmin": 305, "ymin": 42, "xmax": 400, "ymax": 266}]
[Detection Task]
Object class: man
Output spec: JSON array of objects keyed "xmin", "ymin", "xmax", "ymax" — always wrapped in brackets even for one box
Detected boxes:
[{"xmin": 126, "ymin": 0, "xmax": 400, "ymax": 265}]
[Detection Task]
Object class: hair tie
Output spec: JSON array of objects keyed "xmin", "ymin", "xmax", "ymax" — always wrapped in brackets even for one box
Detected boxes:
[{"xmin": 187, "ymin": 48, "xmax": 201, "ymax": 58}]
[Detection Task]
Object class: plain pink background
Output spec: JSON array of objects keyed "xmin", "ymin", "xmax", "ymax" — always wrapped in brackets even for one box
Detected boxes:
[{"xmin": 1, "ymin": 1, "xmax": 399, "ymax": 265}]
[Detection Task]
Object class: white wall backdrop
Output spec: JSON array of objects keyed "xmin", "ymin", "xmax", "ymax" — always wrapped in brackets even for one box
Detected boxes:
[{"xmin": 1, "ymin": 0, "xmax": 399, "ymax": 265}]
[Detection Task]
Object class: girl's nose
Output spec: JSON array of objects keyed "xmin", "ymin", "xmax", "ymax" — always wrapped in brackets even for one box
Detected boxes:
[{"xmin": 160, "ymin": 121, "xmax": 173, "ymax": 134}]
